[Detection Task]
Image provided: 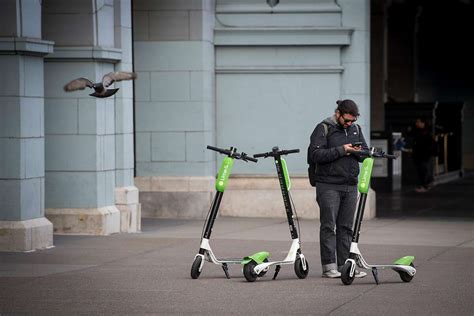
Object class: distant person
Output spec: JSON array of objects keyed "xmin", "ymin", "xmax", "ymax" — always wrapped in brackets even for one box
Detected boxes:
[
  {"xmin": 411, "ymin": 118, "xmax": 435, "ymax": 193},
  {"xmin": 308, "ymin": 100, "xmax": 368, "ymax": 278}
]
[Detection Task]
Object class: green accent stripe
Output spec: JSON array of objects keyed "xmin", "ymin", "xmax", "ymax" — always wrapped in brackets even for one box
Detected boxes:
[
  {"xmin": 281, "ymin": 158, "xmax": 291, "ymax": 191},
  {"xmin": 216, "ymin": 157, "xmax": 234, "ymax": 192},
  {"xmin": 358, "ymin": 158, "xmax": 373, "ymax": 194}
]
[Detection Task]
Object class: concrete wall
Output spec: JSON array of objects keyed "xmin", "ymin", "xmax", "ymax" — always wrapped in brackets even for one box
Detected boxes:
[
  {"xmin": 134, "ymin": 0, "xmax": 375, "ymax": 219},
  {"xmin": 133, "ymin": 0, "xmax": 216, "ymax": 218}
]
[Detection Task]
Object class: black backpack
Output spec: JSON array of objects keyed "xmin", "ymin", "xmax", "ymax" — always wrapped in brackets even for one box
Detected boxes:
[
  {"xmin": 307, "ymin": 123, "xmax": 328, "ymax": 187},
  {"xmin": 307, "ymin": 122, "xmax": 360, "ymax": 187}
]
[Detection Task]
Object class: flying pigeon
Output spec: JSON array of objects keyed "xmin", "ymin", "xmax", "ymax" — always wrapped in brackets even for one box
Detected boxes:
[{"xmin": 63, "ymin": 71, "xmax": 137, "ymax": 98}]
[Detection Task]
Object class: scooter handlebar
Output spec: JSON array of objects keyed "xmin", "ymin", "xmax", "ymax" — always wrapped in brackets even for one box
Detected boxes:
[
  {"xmin": 282, "ymin": 149, "xmax": 300, "ymax": 155},
  {"xmin": 358, "ymin": 148, "xmax": 398, "ymax": 159},
  {"xmin": 383, "ymin": 153, "xmax": 397, "ymax": 159},
  {"xmin": 253, "ymin": 152, "xmax": 269, "ymax": 158},
  {"xmin": 206, "ymin": 145, "xmax": 258, "ymax": 163},
  {"xmin": 241, "ymin": 154, "xmax": 258, "ymax": 163},
  {"xmin": 206, "ymin": 145, "xmax": 229, "ymax": 155},
  {"xmin": 253, "ymin": 148, "xmax": 300, "ymax": 158}
]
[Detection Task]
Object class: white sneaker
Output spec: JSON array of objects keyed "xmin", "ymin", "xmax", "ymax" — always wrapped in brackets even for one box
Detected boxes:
[
  {"xmin": 354, "ymin": 269, "xmax": 367, "ymax": 278},
  {"xmin": 322, "ymin": 269, "xmax": 341, "ymax": 278}
]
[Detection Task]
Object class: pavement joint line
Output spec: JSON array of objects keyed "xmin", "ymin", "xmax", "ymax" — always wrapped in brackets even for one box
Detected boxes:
[
  {"xmin": 425, "ymin": 238, "xmax": 474, "ymax": 262},
  {"xmin": 328, "ymin": 283, "xmax": 379, "ymax": 315}
]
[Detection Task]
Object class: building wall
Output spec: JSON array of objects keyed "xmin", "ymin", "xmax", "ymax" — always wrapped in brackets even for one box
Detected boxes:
[
  {"xmin": 134, "ymin": 0, "xmax": 375, "ymax": 219},
  {"xmin": 132, "ymin": 0, "xmax": 217, "ymax": 218}
]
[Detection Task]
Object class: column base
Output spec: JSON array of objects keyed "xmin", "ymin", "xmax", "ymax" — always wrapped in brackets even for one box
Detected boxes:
[
  {"xmin": 0, "ymin": 217, "xmax": 53, "ymax": 252},
  {"xmin": 46, "ymin": 206, "xmax": 121, "ymax": 235},
  {"xmin": 115, "ymin": 186, "xmax": 141, "ymax": 233},
  {"xmin": 135, "ymin": 176, "xmax": 213, "ymax": 219}
]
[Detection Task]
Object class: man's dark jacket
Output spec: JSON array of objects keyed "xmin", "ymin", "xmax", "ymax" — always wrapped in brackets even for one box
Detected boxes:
[{"xmin": 309, "ymin": 116, "xmax": 367, "ymax": 186}]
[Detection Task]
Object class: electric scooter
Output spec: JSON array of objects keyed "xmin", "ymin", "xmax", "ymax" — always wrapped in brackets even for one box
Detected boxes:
[
  {"xmin": 190, "ymin": 145, "xmax": 268, "ymax": 279},
  {"xmin": 241, "ymin": 146, "xmax": 309, "ymax": 282},
  {"xmin": 341, "ymin": 147, "xmax": 416, "ymax": 285}
]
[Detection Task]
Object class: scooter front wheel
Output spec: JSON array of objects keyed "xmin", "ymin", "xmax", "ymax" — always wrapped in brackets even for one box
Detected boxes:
[
  {"xmin": 341, "ymin": 261, "xmax": 355, "ymax": 285},
  {"xmin": 294, "ymin": 257, "xmax": 309, "ymax": 279},
  {"xmin": 398, "ymin": 263, "xmax": 415, "ymax": 282},
  {"xmin": 191, "ymin": 256, "xmax": 202, "ymax": 279},
  {"xmin": 243, "ymin": 261, "xmax": 258, "ymax": 282}
]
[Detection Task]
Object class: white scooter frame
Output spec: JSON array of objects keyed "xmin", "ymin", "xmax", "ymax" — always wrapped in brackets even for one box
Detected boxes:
[
  {"xmin": 341, "ymin": 147, "xmax": 416, "ymax": 285},
  {"xmin": 242, "ymin": 147, "xmax": 309, "ymax": 282}
]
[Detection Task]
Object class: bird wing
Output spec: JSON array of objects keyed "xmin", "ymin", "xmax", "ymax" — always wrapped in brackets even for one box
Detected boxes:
[
  {"xmin": 102, "ymin": 72, "xmax": 137, "ymax": 87},
  {"xmin": 63, "ymin": 78, "xmax": 94, "ymax": 92}
]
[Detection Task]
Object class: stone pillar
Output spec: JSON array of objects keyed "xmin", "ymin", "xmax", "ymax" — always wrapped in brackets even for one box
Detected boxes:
[
  {"xmin": 42, "ymin": 0, "xmax": 122, "ymax": 235},
  {"xmin": 133, "ymin": 0, "xmax": 215, "ymax": 218},
  {"xmin": 0, "ymin": 0, "xmax": 54, "ymax": 251},
  {"xmin": 114, "ymin": 0, "xmax": 140, "ymax": 232}
]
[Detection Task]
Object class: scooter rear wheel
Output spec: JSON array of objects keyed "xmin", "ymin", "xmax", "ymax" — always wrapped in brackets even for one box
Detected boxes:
[
  {"xmin": 190, "ymin": 256, "xmax": 202, "ymax": 279},
  {"xmin": 398, "ymin": 263, "xmax": 415, "ymax": 282},
  {"xmin": 294, "ymin": 257, "xmax": 309, "ymax": 279},
  {"xmin": 341, "ymin": 261, "xmax": 355, "ymax": 285},
  {"xmin": 243, "ymin": 261, "xmax": 258, "ymax": 282}
]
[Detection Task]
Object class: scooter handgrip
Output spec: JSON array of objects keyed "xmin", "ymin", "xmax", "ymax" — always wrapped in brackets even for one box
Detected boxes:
[
  {"xmin": 285, "ymin": 149, "xmax": 300, "ymax": 154},
  {"xmin": 253, "ymin": 152, "xmax": 269, "ymax": 158},
  {"xmin": 246, "ymin": 156, "xmax": 258, "ymax": 163},
  {"xmin": 206, "ymin": 145, "xmax": 227, "ymax": 155},
  {"xmin": 385, "ymin": 153, "xmax": 397, "ymax": 159}
]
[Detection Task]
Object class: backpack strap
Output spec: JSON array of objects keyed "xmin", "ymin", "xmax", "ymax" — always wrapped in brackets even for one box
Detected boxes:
[
  {"xmin": 321, "ymin": 122, "xmax": 328, "ymax": 137},
  {"xmin": 355, "ymin": 124, "xmax": 360, "ymax": 140}
]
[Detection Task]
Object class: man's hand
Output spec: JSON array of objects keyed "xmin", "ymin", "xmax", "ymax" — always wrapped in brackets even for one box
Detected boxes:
[{"xmin": 343, "ymin": 144, "xmax": 362, "ymax": 155}]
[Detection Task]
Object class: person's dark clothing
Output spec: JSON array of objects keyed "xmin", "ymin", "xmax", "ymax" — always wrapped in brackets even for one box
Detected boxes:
[
  {"xmin": 316, "ymin": 183, "xmax": 358, "ymax": 269},
  {"xmin": 309, "ymin": 116, "xmax": 367, "ymax": 186},
  {"xmin": 413, "ymin": 129, "xmax": 435, "ymax": 163},
  {"xmin": 309, "ymin": 116, "xmax": 367, "ymax": 272}
]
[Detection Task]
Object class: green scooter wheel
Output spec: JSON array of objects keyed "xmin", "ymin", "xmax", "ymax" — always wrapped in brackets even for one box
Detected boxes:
[{"xmin": 341, "ymin": 261, "xmax": 355, "ymax": 285}]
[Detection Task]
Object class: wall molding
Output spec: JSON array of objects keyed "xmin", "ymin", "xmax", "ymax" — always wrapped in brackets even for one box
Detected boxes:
[
  {"xmin": 215, "ymin": 65, "xmax": 344, "ymax": 74},
  {"xmin": 44, "ymin": 46, "xmax": 122, "ymax": 63},
  {"xmin": 214, "ymin": 27, "xmax": 353, "ymax": 46},
  {"xmin": 0, "ymin": 37, "xmax": 54, "ymax": 56}
]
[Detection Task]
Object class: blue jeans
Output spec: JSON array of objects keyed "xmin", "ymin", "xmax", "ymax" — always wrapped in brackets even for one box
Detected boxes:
[{"xmin": 316, "ymin": 183, "xmax": 358, "ymax": 271}]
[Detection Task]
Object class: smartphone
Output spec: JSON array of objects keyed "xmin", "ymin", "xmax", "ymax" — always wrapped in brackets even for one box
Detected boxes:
[{"xmin": 352, "ymin": 142, "xmax": 363, "ymax": 147}]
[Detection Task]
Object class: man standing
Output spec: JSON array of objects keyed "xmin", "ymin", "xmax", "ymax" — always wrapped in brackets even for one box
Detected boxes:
[{"xmin": 308, "ymin": 99, "xmax": 368, "ymax": 278}]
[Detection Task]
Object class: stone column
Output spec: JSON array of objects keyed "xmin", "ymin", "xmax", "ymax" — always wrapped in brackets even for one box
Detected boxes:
[
  {"xmin": 114, "ymin": 0, "xmax": 140, "ymax": 232},
  {"xmin": 0, "ymin": 0, "xmax": 54, "ymax": 251},
  {"xmin": 42, "ymin": 0, "xmax": 122, "ymax": 235}
]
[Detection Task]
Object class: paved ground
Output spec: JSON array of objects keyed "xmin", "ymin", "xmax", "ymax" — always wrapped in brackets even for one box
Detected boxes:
[{"xmin": 0, "ymin": 176, "xmax": 473, "ymax": 315}]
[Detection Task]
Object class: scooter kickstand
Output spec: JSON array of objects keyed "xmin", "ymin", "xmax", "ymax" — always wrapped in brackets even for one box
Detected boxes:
[
  {"xmin": 222, "ymin": 263, "xmax": 230, "ymax": 279},
  {"xmin": 371, "ymin": 267, "xmax": 379, "ymax": 285},
  {"xmin": 272, "ymin": 265, "xmax": 281, "ymax": 280}
]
